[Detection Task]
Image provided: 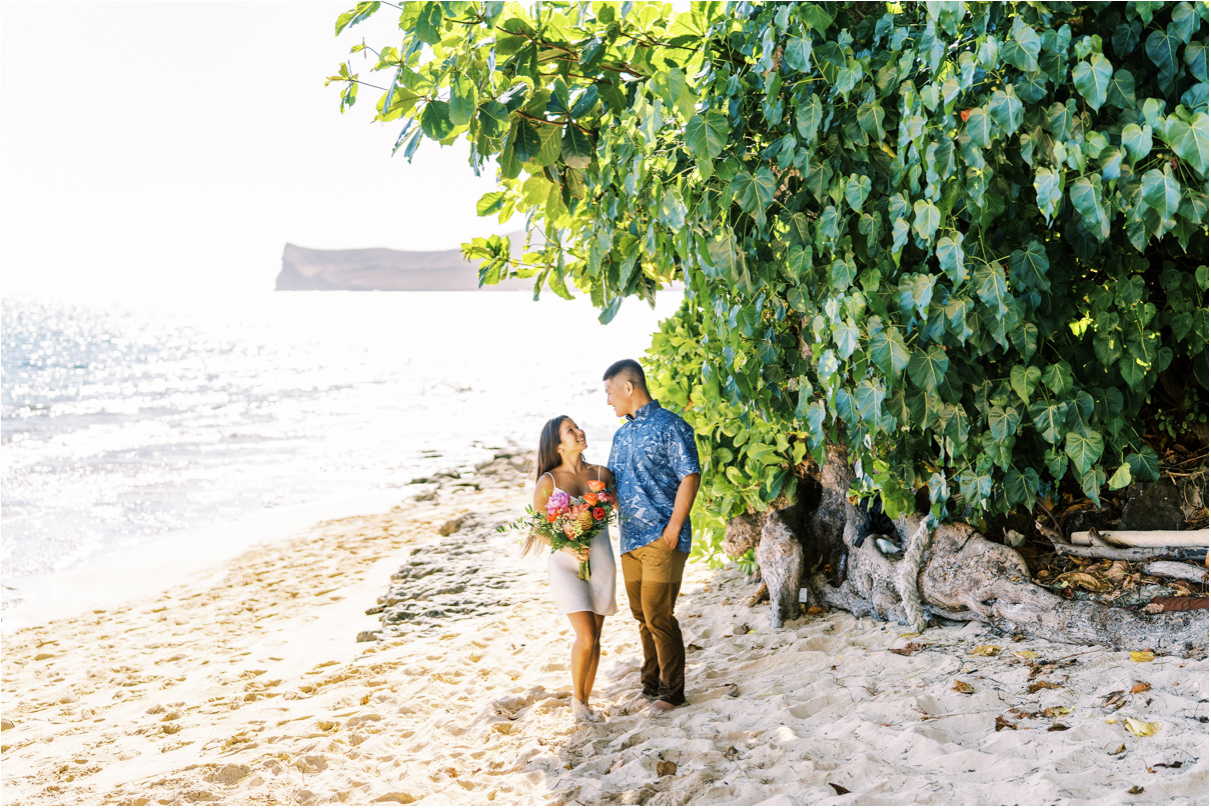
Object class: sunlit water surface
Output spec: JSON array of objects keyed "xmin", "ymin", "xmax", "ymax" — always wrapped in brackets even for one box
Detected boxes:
[{"xmin": 2, "ymin": 290, "xmax": 678, "ymax": 578}]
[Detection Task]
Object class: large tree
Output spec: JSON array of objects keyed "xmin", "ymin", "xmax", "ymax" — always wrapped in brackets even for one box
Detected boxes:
[{"xmin": 331, "ymin": 0, "xmax": 1209, "ymax": 655}]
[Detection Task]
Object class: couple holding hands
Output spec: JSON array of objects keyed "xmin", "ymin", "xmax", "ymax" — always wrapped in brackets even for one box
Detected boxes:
[{"xmin": 525, "ymin": 359, "xmax": 701, "ymax": 724}]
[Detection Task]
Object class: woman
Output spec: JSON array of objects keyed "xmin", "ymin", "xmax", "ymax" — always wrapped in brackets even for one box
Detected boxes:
[{"xmin": 525, "ymin": 415, "xmax": 617, "ymax": 723}]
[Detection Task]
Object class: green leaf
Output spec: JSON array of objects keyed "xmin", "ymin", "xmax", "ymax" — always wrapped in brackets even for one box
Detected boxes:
[
  {"xmin": 1029, "ymin": 400, "xmax": 1066, "ymax": 444},
  {"xmin": 1008, "ymin": 241, "xmax": 1050, "ymax": 292},
  {"xmin": 857, "ymin": 102, "xmax": 886, "ymax": 141},
  {"xmin": 973, "ymin": 261, "xmax": 1010, "ymax": 317},
  {"xmin": 788, "ymin": 286, "xmax": 810, "ymax": 313},
  {"xmin": 988, "ymin": 87, "xmax": 1024, "ymax": 137},
  {"xmin": 785, "ymin": 35, "xmax": 814, "ymax": 72},
  {"xmin": 1164, "ymin": 112, "xmax": 1209, "ymax": 175},
  {"xmin": 787, "ymin": 244, "xmax": 811, "ymax": 280},
  {"xmin": 1068, "ymin": 177, "xmax": 1109, "ymax": 240},
  {"xmin": 1001, "ymin": 25, "xmax": 1042, "ymax": 72},
  {"xmin": 598, "ymin": 297, "xmax": 622, "ymax": 325},
  {"xmin": 1145, "ymin": 27, "xmax": 1180, "ymax": 75},
  {"xmin": 1120, "ymin": 123, "xmax": 1152, "ymax": 163},
  {"xmin": 1041, "ymin": 362, "xmax": 1072, "ymax": 395},
  {"xmin": 476, "ymin": 190, "xmax": 505, "ymax": 216},
  {"xmin": 834, "ymin": 318, "xmax": 860, "ymax": 359},
  {"xmin": 912, "ymin": 199, "xmax": 941, "ymax": 244},
  {"xmin": 898, "ymin": 272, "xmax": 935, "ymax": 316},
  {"xmin": 336, "ymin": 1, "xmax": 381, "ymax": 35},
  {"xmin": 707, "ymin": 233, "xmax": 747, "ymax": 291},
  {"xmin": 796, "ymin": 95, "xmax": 823, "ymax": 143},
  {"xmin": 532, "ymin": 124, "xmax": 562, "ymax": 166},
  {"xmin": 731, "ymin": 167, "xmax": 778, "ymax": 219},
  {"xmin": 685, "ymin": 111, "xmax": 729, "ymax": 166},
  {"xmin": 907, "ymin": 345, "xmax": 949, "ymax": 393},
  {"xmin": 854, "ymin": 379, "xmax": 886, "ymax": 424},
  {"xmin": 935, "ymin": 232, "xmax": 966, "ymax": 284},
  {"xmin": 1004, "ymin": 467, "xmax": 1041, "ymax": 509},
  {"xmin": 869, "ymin": 320, "xmax": 911, "ymax": 376},
  {"xmin": 1127, "ymin": 448, "xmax": 1160, "ymax": 481},
  {"xmin": 1010, "ymin": 365, "xmax": 1042, "ymax": 404},
  {"xmin": 830, "ymin": 257, "xmax": 857, "ymax": 290},
  {"xmin": 414, "ymin": 1, "xmax": 444, "ymax": 45},
  {"xmin": 1072, "ymin": 55, "xmax": 1112, "ymax": 111},
  {"xmin": 1080, "ymin": 467, "xmax": 1107, "ymax": 507},
  {"xmin": 845, "ymin": 174, "xmax": 871, "ymax": 212},
  {"xmin": 420, "ymin": 100, "xmax": 454, "ymax": 139},
  {"xmin": 569, "ymin": 86, "xmax": 599, "ymax": 118},
  {"xmin": 512, "ymin": 120, "xmax": 542, "ymax": 162},
  {"xmin": 1106, "ymin": 68, "xmax": 1137, "ymax": 109},
  {"xmin": 1141, "ymin": 167, "xmax": 1181, "ymax": 219},
  {"xmin": 801, "ymin": 3, "xmax": 835, "ymax": 33},
  {"xmin": 1171, "ymin": 1, "xmax": 1200, "ymax": 42},
  {"xmin": 1108, "ymin": 462, "xmax": 1133, "ymax": 489},
  {"xmin": 1034, "ymin": 167, "xmax": 1062, "ymax": 222},
  {"xmin": 449, "ymin": 74, "xmax": 477, "ymax": 126},
  {"xmin": 988, "ymin": 405, "xmax": 1021, "ymax": 441},
  {"xmin": 561, "ymin": 125, "xmax": 593, "ymax": 169},
  {"xmin": 966, "ymin": 107, "xmax": 992, "ymax": 149}
]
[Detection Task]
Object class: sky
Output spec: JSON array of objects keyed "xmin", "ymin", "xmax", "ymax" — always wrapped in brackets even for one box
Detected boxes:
[{"xmin": 0, "ymin": 0, "xmax": 514, "ymax": 297}]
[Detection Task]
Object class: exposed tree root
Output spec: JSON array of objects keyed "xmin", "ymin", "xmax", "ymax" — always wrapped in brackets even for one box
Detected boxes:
[{"xmin": 746, "ymin": 446, "xmax": 1208, "ymax": 659}]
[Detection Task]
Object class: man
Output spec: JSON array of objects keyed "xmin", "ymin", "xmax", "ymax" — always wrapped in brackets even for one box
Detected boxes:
[{"xmin": 603, "ymin": 359, "xmax": 701, "ymax": 715}]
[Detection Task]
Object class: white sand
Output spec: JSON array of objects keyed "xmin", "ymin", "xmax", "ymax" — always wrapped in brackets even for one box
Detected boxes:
[{"xmin": 2, "ymin": 478, "xmax": 1207, "ymax": 805}]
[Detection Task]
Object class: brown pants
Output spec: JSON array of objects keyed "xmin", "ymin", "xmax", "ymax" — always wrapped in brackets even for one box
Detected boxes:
[{"xmin": 621, "ymin": 540, "xmax": 689, "ymax": 705}]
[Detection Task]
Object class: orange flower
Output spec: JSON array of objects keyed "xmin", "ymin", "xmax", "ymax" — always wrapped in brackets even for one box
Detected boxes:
[
  {"xmin": 593, "ymin": 507, "xmax": 606, "ymax": 520},
  {"xmin": 546, "ymin": 511, "xmax": 558, "ymax": 522},
  {"xmin": 960, "ymin": 109, "xmax": 971, "ymax": 122},
  {"xmin": 563, "ymin": 524, "xmax": 576, "ymax": 537},
  {"xmin": 583, "ymin": 492, "xmax": 599, "ymax": 506},
  {"xmin": 587, "ymin": 480, "xmax": 606, "ymax": 493}
]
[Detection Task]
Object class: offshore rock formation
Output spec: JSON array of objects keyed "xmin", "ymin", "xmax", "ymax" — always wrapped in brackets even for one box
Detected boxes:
[{"xmin": 275, "ymin": 241, "xmax": 531, "ymax": 292}]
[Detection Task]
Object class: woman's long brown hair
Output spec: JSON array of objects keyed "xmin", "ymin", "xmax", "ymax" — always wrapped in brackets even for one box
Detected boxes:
[
  {"xmin": 535, "ymin": 415, "xmax": 570, "ymax": 482},
  {"xmin": 523, "ymin": 415, "xmax": 571, "ymax": 557}
]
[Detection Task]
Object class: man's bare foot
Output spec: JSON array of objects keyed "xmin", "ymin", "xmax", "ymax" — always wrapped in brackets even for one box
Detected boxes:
[
  {"xmin": 572, "ymin": 698, "xmax": 601, "ymax": 723},
  {"xmin": 648, "ymin": 699, "xmax": 677, "ymax": 715}
]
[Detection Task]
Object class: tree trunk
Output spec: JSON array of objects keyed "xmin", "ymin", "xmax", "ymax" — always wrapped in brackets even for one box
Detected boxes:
[{"xmin": 749, "ymin": 445, "xmax": 1208, "ymax": 659}]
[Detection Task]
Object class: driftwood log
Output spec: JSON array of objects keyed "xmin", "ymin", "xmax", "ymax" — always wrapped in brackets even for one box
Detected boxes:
[
  {"xmin": 1070, "ymin": 528, "xmax": 1210, "ymax": 547},
  {"xmin": 744, "ymin": 445, "xmax": 1208, "ymax": 659}
]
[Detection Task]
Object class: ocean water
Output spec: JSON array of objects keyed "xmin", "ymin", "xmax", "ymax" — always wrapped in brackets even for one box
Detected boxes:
[{"xmin": 1, "ymin": 290, "xmax": 678, "ymax": 579}]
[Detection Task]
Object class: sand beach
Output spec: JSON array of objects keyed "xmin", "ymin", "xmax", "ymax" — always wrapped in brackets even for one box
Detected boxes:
[{"xmin": 2, "ymin": 454, "xmax": 1207, "ymax": 806}]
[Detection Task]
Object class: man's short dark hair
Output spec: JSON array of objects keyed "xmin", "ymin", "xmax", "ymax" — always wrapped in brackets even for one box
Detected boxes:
[{"xmin": 603, "ymin": 358, "xmax": 647, "ymax": 392}]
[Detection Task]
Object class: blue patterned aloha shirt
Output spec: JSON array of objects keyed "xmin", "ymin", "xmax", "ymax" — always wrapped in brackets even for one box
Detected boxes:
[{"xmin": 608, "ymin": 400, "xmax": 701, "ymax": 554}]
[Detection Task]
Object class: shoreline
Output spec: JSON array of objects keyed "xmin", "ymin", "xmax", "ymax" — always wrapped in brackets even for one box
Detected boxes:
[{"xmin": 2, "ymin": 454, "xmax": 1207, "ymax": 805}]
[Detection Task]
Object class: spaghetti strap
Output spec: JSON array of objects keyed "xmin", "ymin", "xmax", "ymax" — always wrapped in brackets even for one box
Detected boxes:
[{"xmin": 597, "ymin": 465, "xmax": 602, "ymax": 482}]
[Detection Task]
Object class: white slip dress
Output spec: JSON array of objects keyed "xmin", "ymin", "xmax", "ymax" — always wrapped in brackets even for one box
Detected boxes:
[{"xmin": 543, "ymin": 471, "xmax": 618, "ymax": 616}]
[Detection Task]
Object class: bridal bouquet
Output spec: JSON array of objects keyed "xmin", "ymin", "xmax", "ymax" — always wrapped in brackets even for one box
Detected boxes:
[{"xmin": 498, "ymin": 480, "xmax": 616, "ymax": 580}]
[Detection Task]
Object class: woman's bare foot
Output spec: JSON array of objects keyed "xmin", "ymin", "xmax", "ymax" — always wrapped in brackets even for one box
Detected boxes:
[{"xmin": 572, "ymin": 698, "xmax": 601, "ymax": 723}]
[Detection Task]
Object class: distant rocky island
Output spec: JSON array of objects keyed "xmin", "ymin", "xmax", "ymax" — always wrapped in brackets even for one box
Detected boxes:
[{"xmin": 275, "ymin": 240, "xmax": 531, "ymax": 292}]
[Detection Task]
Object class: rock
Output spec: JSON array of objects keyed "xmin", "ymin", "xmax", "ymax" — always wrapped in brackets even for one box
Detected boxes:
[
  {"xmin": 356, "ymin": 630, "xmax": 382, "ymax": 643},
  {"xmin": 1004, "ymin": 529, "xmax": 1027, "ymax": 548},
  {"xmin": 1120, "ymin": 482, "xmax": 1185, "ymax": 531},
  {"xmin": 1, "ymin": 718, "xmax": 14, "ymax": 730},
  {"xmin": 438, "ymin": 515, "xmax": 471, "ymax": 537},
  {"xmin": 656, "ymin": 760, "xmax": 678, "ymax": 777}
]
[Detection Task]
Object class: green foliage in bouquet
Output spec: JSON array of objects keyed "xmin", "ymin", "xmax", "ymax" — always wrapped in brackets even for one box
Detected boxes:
[{"xmin": 332, "ymin": 1, "xmax": 1209, "ymax": 540}]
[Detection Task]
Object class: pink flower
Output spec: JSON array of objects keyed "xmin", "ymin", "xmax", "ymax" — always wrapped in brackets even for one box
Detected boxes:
[{"xmin": 547, "ymin": 491, "xmax": 571, "ymax": 512}]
